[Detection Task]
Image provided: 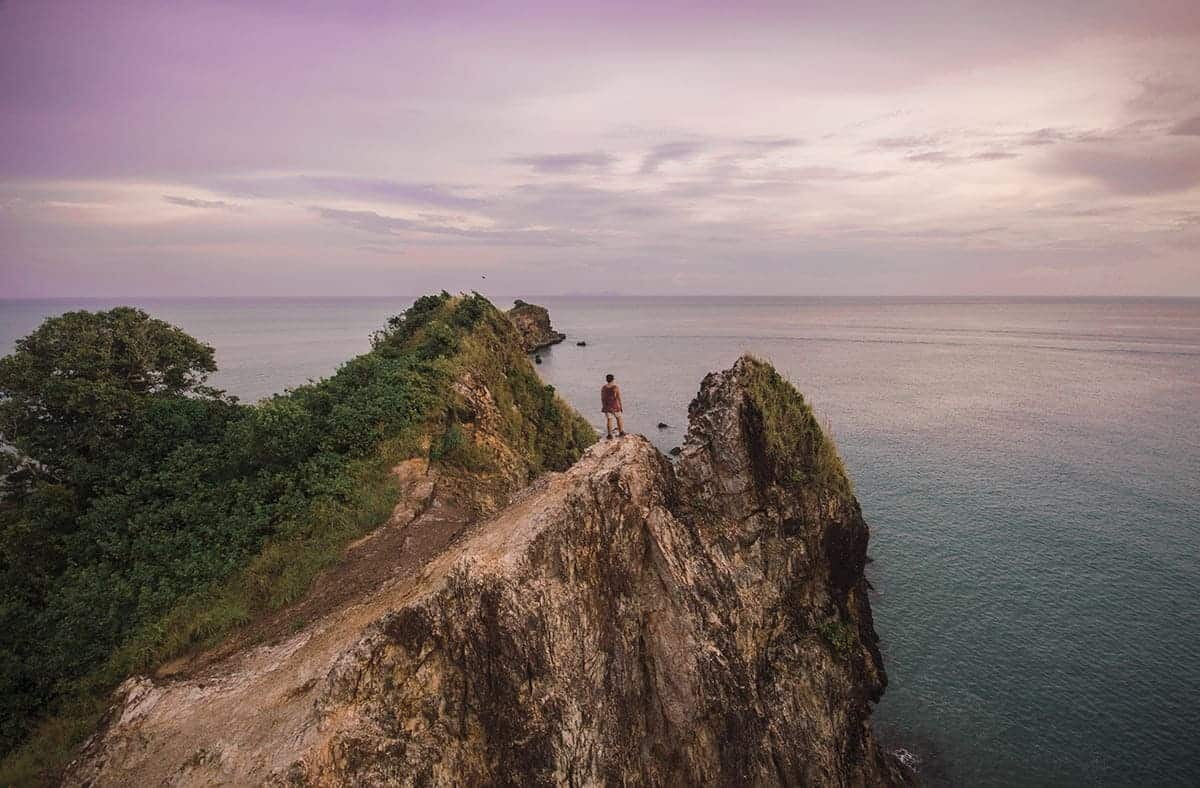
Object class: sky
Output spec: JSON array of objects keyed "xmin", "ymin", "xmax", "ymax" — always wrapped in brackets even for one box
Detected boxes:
[{"xmin": 1, "ymin": 0, "xmax": 1199, "ymax": 297}]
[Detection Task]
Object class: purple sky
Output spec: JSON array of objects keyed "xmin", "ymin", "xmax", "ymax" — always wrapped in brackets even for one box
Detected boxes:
[{"xmin": 2, "ymin": 0, "xmax": 1199, "ymax": 296}]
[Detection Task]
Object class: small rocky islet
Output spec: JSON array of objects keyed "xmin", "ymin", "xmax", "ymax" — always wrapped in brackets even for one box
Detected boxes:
[{"xmin": 507, "ymin": 299, "xmax": 566, "ymax": 353}]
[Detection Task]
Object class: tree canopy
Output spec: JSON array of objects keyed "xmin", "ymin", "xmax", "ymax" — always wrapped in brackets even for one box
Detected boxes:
[{"xmin": 0, "ymin": 307, "xmax": 220, "ymax": 483}]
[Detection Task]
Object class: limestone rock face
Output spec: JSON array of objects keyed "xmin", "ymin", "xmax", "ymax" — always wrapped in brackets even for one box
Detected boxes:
[
  {"xmin": 65, "ymin": 356, "xmax": 908, "ymax": 787},
  {"xmin": 506, "ymin": 301, "xmax": 566, "ymax": 353}
]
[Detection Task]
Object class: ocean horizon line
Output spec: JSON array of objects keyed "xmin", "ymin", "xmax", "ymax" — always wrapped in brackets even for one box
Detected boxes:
[{"xmin": 3, "ymin": 294, "xmax": 1199, "ymax": 303}]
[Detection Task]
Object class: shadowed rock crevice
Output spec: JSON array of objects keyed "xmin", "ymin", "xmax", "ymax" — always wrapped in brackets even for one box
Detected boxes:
[{"xmin": 65, "ymin": 354, "xmax": 910, "ymax": 787}]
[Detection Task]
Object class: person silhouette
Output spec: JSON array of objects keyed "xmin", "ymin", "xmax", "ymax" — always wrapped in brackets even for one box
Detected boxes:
[{"xmin": 601, "ymin": 373, "xmax": 625, "ymax": 439}]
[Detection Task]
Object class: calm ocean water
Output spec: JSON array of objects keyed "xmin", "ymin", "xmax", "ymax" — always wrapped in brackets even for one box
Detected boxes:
[{"xmin": 2, "ymin": 296, "xmax": 1198, "ymax": 785}]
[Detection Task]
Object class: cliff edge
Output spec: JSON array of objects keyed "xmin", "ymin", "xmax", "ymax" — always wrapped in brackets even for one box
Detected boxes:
[
  {"xmin": 65, "ymin": 356, "xmax": 907, "ymax": 786},
  {"xmin": 506, "ymin": 300, "xmax": 566, "ymax": 353}
]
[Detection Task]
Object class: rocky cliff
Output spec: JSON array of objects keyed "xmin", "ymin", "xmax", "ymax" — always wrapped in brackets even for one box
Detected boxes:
[
  {"xmin": 65, "ymin": 356, "xmax": 907, "ymax": 787},
  {"xmin": 506, "ymin": 300, "xmax": 566, "ymax": 353}
]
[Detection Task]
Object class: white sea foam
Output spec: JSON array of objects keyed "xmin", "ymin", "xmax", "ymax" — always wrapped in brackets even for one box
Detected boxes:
[{"xmin": 892, "ymin": 747, "xmax": 921, "ymax": 774}]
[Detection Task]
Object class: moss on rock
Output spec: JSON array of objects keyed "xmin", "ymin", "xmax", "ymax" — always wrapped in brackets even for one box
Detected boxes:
[{"xmin": 739, "ymin": 354, "xmax": 853, "ymax": 498}]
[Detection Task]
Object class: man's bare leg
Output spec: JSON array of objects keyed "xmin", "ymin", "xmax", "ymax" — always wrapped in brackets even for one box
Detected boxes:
[
  {"xmin": 615, "ymin": 412, "xmax": 625, "ymax": 436},
  {"xmin": 605, "ymin": 413, "xmax": 615, "ymax": 438}
]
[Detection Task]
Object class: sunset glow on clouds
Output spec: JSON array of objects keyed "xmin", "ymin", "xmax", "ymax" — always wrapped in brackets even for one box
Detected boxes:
[{"xmin": 2, "ymin": 1, "xmax": 1199, "ymax": 295}]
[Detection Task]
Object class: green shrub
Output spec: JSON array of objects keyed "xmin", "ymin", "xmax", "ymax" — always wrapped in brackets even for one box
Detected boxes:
[
  {"xmin": 451, "ymin": 292, "xmax": 489, "ymax": 330},
  {"xmin": 430, "ymin": 422, "xmax": 496, "ymax": 473},
  {"xmin": 818, "ymin": 618, "xmax": 858, "ymax": 657},
  {"xmin": 370, "ymin": 291, "xmax": 451, "ymax": 349},
  {"xmin": 416, "ymin": 321, "xmax": 460, "ymax": 361}
]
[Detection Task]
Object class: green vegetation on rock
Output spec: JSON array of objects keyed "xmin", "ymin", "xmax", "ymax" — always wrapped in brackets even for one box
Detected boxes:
[
  {"xmin": 0, "ymin": 293, "xmax": 594, "ymax": 784},
  {"xmin": 740, "ymin": 355, "xmax": 853, "ymax": 497},
  {"xmin": 818, "ymin": 618, "xmax": 860, "ymax": 657}
]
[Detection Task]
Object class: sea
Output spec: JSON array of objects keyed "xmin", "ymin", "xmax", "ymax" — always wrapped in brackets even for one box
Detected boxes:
[{"xmin": 2, "ymin": 296, "xmax": 1197, "ymax": 786}]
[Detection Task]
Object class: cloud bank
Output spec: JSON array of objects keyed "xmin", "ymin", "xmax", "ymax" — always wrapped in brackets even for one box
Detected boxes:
[{"xmin": 1, "ymin": 0, "xmax": 1198, "ymax": 296}]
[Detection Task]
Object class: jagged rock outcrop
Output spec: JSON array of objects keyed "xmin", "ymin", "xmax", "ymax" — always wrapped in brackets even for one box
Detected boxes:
[
  {"xmin": 65, "ymin": 356, "xmax": 908, "ymax": 787},
  {"xmin": 506, "ymin": 300, "xmax": 565, "ymax": 353}
]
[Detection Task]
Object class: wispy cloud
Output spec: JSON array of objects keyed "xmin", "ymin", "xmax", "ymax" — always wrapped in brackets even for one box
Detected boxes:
[
  {"xmin": 1125, "ymin": 77, "xmax": 1200, "ymax": 116},
  {"xmin": 1021, "ymin": 128, "xmax": 1073, "ymax": 146},
  {"xmin": 1020, "ymin": 127, "xmax": 1115, "ymax": 146},
  {"xmin": 873, "ymin": 135, "xmax": 942, "ymax": 151},
  {"xmin": 1048, "ymin": 144, "xmax": 1200, "ymax": 195},
  {"xmin": 508, "ymin": 151, "xmax": 618, "ymax": 174},
  {"xmin": 211, "ymin": 176, "xmax": 486, "ymax": 210},
  {"xmin": 163, "ymin": 195, "xmax": 234, "ymax": 209},
  {"xmin": 903, "ymin": 149, "xmax": 1019, "ymax": 164},
  {"xmin": 736, "ymin": 136, "xmax": 803, "ymax": 152},
  {"xmin": 638, "ymin": 141, "xmax": 705, "ymax": 175},
  {"xmin": 355, "ymin": 243, "xmax": 406, "ymax": 255},
  {"xmin": 973, "ymin": 150, "xmax": 1019, "ymax": 161},
  {"xmin": 312, "ymin": 206, "xmax": 590, "ymax": 246},
  {"xmin": 1171, "ymin": 115, "xmax": 1200, "ymax": 136},
  {"xmin": 304, "ymin": 177, "xmax": 486, "ymax": 210},
  {"xmin": 905, "ymin": 150, "xmax": 956, "ymax": 164}
]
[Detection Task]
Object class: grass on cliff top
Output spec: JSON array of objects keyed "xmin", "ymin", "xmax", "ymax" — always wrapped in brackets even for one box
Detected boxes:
[
  {"xmin": 740, "ymin": 355, "xmax": 853, "ymax": 498},
  {"xmin": 0, "ymin": 292, "xmax": 594, "ymax": 786}
]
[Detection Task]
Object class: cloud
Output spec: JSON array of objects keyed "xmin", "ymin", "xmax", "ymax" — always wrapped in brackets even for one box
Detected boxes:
[
  {"xmin": 663, "ymin": 163, "xmax": 895, "ymax": 201},
  {"xmin": 500, "ymin": 182, "xmax": 683, "ymax": 226},
  {"xmin": 972, "ymin": 150, "xmax": 1019, "ymax": 161},
  {"xmin": 6, "ymin": 2, "xmax": 1200, "ymax": 295},
  {"xmin": 1049, "ymin": 144, "xmax": 1200, "ymax": 195},
  {"xmin": 209, "ymin": 176, "xmax": 486, "ymax": 210},
  {"xmin": 509, "ymin": 151, "xmax": 617, "ymax": 174},
  {"xmin": 870, "ymin": 131, "xmax": 1041, "ymax": 162},
  {"xmin": 638, "ymin": 141, "xmax": 705, "ymax": 174},
  {"xmin": 312, "ymin": 206, "xmax": 589, "ymax": 246},
  {"xmin": 905, "ymin": 150, "xmax": 955, "ymax": 164},
  {"xmin": 1021, "ymin": 128, "xmax": 1072, "ymax": 146},
  {"xmin": 1035, "ymin": 204, "xmax": 1132, "ymax": 219},
  {"xmin": 1125, "ymin": 77, "xmax": 1200, "ymax": 117},
  {"xmin": 736, "ymin": 136, "xmax": 803, "ymax": 152},
  {"xmin": 783, "ymin": 166, "xmax": 894, "ymax": 182},
  {"xmin": 303, "ymin": 177, "xmax": 485, "ymax": 210},
  {"xmin": 1171, "ymin": 115, "xmax": 1200, "ymax": 136},
  {"xmin": 163, "ymin": 195, "xmax": 234, "ymax": 209},
  {"xmin": 313, "ymin": 207, "xmax": 417, "ymax": 234},
  {"xmin": 872, "ymin": 136, "xmax": 1020, "ymax": 164},
  {"xmin": 872, "ymin": 135, "xmax": 941, "ymax": 151},
  {"xmin": 355, "ymin": 243, "xmax": 405, "ymax": 255},
  {"xmin": 1019, "ymin": 127, "xmax": 1116, "ymax": 147},
  {"xmin": 899, "ymin": 148, "xmax": 1017, "ymax": 165}
]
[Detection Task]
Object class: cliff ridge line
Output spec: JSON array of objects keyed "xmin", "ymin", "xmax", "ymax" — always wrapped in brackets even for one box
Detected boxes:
[{"xmin": 65, "ymin": 355, "xmax": 909, "ymax": 786}]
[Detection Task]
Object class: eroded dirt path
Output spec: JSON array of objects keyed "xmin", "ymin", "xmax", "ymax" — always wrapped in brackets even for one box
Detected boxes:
[{"xmin": 157, "ymin": 458, "xmax": 480, "ymax": 680}]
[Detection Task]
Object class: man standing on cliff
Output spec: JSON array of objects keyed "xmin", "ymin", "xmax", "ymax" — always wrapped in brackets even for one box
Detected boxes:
[{"xmin": 601, "ymin": 374, "xmax": 625, "ymax": 439}]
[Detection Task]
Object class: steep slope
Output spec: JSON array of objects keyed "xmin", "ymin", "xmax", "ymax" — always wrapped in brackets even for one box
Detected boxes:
[
  {"xmin": 0, "ymin": 293, "xmax": 594, "ymax": 785},
  {"xmin": 64, "ymin": 355, "xmax": 907, "ymax": 786}
]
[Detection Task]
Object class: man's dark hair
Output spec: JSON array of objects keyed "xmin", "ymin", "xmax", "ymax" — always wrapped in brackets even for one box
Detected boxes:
[{"xmin": 605, "ymin": 374, "xmax": 614, "ymax": 382}]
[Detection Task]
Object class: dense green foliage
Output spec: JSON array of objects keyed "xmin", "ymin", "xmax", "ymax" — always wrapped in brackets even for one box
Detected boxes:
[
  {"xmin": 740, "ymin": 355, "xmax": 853, "ymax": 497},
  {"xmin": 0, "ymin": 307, "xmax": 223, "ymax": 492},
  {"xmin": 818, "ymin": 618, "xmax": 859, "ymax": 657},
  {"xmin": 0, "ymin": 293, "xmax": 594, "ymax": 783}
]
